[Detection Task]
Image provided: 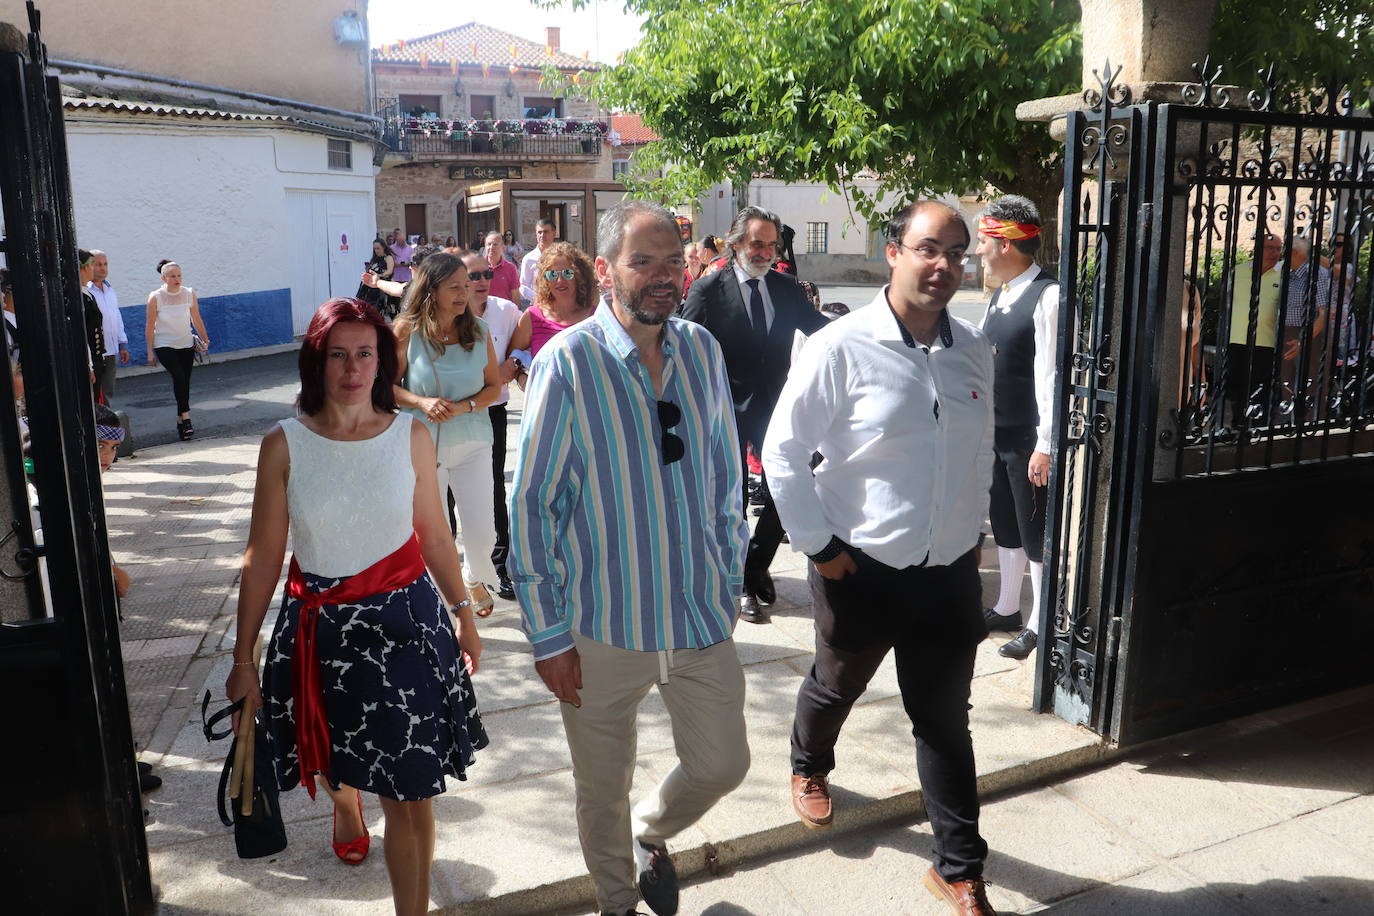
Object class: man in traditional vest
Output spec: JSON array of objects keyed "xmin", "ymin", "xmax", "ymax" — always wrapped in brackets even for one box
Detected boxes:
[{"xmin": 975, "ymin": 196, "xmax": 1059, "ymax": 661}]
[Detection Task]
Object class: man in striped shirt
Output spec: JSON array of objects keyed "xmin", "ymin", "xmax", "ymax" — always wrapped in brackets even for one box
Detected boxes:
[{"xmin": 508, "ymin": 200, "xmax": 750, "ymax": 916}]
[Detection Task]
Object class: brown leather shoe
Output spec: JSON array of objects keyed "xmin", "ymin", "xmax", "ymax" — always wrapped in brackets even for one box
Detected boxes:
[
  {"xmin": 790, "ymin": 773, "xmax": 833, "ymax": 829},
  {"xmin": 923, "ymin": 866, "xmax": 996, "ymax": 915}
]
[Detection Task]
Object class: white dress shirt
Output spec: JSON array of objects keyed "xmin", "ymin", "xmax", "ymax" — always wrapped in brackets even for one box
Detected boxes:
[
  {"xmin": 519, "ymin": 246, "xmax": 545, "ymax": 306},
  {"xmin": 981, "ymin": 264, "xmax": 1058, "ymax": 454},
  {"xmin": 478, "ymin": 295, "xmax": 522, "ymax": 406},
  {"xmin": 732, "ymin": 261, "xmax": 775, "ymax": 333},
  {"xmin": 86, "ymin": 280, "xmax": 128, "ymax": 352},
  {"xmin": 764, "ymin": 288, "xmax": 995, "ymax": 570}
]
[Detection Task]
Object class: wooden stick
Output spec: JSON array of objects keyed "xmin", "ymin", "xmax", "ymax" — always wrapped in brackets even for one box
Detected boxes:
[{"xmin": 229, "ymin": 694, "xmax": 252, "ymax": 801}]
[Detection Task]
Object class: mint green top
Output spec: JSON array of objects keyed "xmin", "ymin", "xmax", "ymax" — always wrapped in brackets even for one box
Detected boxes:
[{"xmin": 402, "ymin": 318, "xmax": 494, "ymax": 453}]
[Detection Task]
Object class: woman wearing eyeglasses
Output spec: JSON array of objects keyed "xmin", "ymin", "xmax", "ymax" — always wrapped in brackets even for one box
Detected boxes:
[
  {"xmin": 392, "ymin": 252, "xmax": 505, "ymax": 617},
  {"xmin": 507, "ymin": 242, "xmax": 598, "ymax": 389}
]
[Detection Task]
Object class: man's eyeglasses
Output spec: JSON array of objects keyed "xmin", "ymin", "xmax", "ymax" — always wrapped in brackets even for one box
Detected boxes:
[
  {"xmin": 544, "ymin": 268, "xmax": 577, "ymax": 281},
  {"xmin": 467, "ymin": 269, "xmax": 494, "ymax": 281},
  {"xmin": 897, "ymin": 242, "xmax": 969, "ymax": 268},
  {"xmin": 658, "ymin": 400, "xmax": 684, "ymax": 465}
]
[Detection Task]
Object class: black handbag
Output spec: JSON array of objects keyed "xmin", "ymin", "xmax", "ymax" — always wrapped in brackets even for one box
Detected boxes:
[{"xmin": 201, "ymin": 690, "xmax": 288, "ymax": 859}]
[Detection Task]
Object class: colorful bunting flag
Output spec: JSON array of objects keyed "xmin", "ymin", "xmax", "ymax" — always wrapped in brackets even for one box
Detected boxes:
[
  {"xmin": 398, "ymin": 38, "xmax": 407, "ymax": 49},
  {"xmin": 481, "ymin": 63, "xmax": 491, "ymax": 78},
  {"xmin": 438, "ymin": 39, "xmax": 445, "ymax": 53},
  {"xmin": 419, "ymin": 51, "xmax": 429, "ymax": 69},
  {"xmin": 450, "ymin": 59, "xmax": 459, "ymax": 75}
]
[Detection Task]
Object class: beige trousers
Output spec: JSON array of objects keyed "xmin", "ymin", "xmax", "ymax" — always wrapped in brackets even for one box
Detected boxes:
[{"xmin": 561, "ymin": 632, "xmax": 750, "ymax": 912}]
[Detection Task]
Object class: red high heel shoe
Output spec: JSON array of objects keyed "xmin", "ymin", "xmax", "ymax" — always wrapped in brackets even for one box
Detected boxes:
[{"xmin": 332, "ymin": 788, "xmax": 370, "ymax": 865}]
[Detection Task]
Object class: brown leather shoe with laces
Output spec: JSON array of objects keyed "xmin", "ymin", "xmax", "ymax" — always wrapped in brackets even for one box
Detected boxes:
[
  {"xmin": 790, "ymin": 773, "xmax": 833, "ymax": 829},
  {"xmin": 923, "ymin": 866, "xmax": 997, "ymax": 915}
]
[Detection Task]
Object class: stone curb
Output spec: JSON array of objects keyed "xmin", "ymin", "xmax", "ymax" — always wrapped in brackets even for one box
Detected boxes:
[{"xmin": 432, "ymin": 739, "xmax": 1116, "ymax": 916}]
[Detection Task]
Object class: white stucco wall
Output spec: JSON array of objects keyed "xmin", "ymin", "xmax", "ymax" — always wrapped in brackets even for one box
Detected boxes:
[{"xmin": 63, "ymin": 115, "xmax": 377, "ymax": 344}]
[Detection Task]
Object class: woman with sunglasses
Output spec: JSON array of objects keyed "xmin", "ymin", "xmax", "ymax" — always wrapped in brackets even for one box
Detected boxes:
[
  {"xmin": 392, "ymin": 253, "xmax": 505, "ymax": 617},
  {"xmin": 507, "ymin": 242, "xmax": 598, "ymax": 388}
]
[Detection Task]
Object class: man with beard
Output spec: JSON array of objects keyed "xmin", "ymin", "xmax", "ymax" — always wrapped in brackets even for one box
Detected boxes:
[
  {"xmin": 680, "ymin": 206, "xmax": 827, "ymax": 623},
  {"xmin": 509, "ymin": 200, "xmax": 750, "ymax": 916}
]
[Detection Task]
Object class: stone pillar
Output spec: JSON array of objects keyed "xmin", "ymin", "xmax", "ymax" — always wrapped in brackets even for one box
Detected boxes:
[{"xmin": 1079, "ymin": 0, "xmax": 1219, "ymax": 88}]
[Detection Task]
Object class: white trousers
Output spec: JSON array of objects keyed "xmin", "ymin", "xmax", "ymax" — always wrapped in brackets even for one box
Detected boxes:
[{"xmin": 438, "ymin": 438, "xmax": 500, "ymax": 587}]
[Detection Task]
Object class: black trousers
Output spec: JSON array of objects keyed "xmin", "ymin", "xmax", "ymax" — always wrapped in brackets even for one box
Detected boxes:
[
  {"xmin": 489, "ymin": 403, "xmax": 510, "ymax": 577},
  {"xmin": 989, "ymin": 425, "xmax": 1047, "ymax": 563},
  {"xmin": 791, "ymin": 545, "xmax": 989, "ymax": 882},
  {"xmin": 742, "ymin": 441, "xmax": 784, "ymax": 581},
  {"xmin": 154, "ymin": 346, "xmax": 194, "ymax": 414},
  {"xmin": 1224, "ymin": 343, "xmax": 1275, "ymax": 425}
]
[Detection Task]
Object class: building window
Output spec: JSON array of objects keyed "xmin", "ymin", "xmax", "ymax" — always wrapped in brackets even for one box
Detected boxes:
[
  {"xmin": 399, "ymin": 94, "xmax": 442, "ymax": 118},
  {"xmin": 327, "ymin": 138, "xmax": 352, "ymax": 171},
  {"xmin": 806, "ymin": 222, "xmax": 828, "ymax": 254},
  {"xmin": 470, "ymin": 94, "xmax": 496, "ymax": 119},
  {"xmin": 522, "ymin": 96, "xmax": 562, "ymax": 119},
  {"xmin": 612, "ymin": 160, "xmax": 630, "ymax": 178}
]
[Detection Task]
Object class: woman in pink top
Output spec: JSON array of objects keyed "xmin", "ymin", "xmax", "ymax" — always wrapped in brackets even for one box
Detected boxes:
[{"xmin": 509, "ymin": 241, "xmax": 598, "ymax": 388}]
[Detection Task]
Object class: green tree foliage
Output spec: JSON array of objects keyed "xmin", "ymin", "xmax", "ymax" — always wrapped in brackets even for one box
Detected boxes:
[
  {"xmin": 1210, "ymin": 0, "xmax": 1374, "ymax": 107},
  {"xmin": 550, "ymin": 0, "xmax": 1370, "ymax": 225},
  {"xmin": 571, "ymin": 0, "xmax": 1079, "ymax": 223}
]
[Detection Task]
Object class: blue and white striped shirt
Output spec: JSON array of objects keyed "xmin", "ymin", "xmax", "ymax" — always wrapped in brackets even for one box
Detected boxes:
[{"xmin": 508, "ymin": 303, "xmax": 747, "ymax": 660}]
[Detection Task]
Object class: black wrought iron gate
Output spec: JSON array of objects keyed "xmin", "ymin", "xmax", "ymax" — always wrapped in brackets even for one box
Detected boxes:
[
  {"xmin": 0, "ymin": 5, "xmax": 154, "ymax": 911},
  {"xmin": 1037, "ymin": 62, "xmax": 1374, "ymax": 745}
]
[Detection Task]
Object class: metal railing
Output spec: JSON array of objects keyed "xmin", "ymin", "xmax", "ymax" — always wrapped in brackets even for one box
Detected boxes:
[{"xmin": 373, "ymin": 99, "xmax": 606, "ymax": 158}]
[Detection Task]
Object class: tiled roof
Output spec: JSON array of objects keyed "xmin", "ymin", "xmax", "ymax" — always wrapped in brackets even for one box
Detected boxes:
[
  {"xmin": 610, "ymin": 113, "xmax": 657, "ymax": 144},
  {"xmin": 372, "ymin": 22, "xmax": 600, "ymax": 72},
  {"xmin": 63, "ymin": 97, "xmax": 291, "ymax": 122}
]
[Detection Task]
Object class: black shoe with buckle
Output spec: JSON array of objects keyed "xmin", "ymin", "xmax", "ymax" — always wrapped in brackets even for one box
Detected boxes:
[
  {"xmin": 634, "ymin": 841, "xmax": 678, "ymax": 916},
  {"xmin": 999, "ymin": 628, "xmax": 1038, "ymax": 660}
]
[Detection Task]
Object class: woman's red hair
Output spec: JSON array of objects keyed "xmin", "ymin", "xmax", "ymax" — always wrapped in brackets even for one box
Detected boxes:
[{"xmin": 297, "ymin": 298, "xmax": 398, "ymax": 415}]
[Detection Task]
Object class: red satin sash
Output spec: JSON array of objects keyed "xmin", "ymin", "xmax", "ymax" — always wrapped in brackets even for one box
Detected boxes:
[{"xmin": 286, "ymin": 534, "xmax": 426, "ymax": 797}]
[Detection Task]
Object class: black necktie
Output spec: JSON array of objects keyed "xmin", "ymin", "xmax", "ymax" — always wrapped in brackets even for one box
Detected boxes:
[{"xmin": 746, "ymin": 278, "xmax": 767, "ymax": 340}]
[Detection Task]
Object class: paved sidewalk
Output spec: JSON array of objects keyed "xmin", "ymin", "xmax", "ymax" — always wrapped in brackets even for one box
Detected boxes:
[
  {"xmin": 669, "ymin": 685, "xmax": 1374, "ymax": 915},
  {"xmin": 105, "ymin": 398, "xmax": 1106, "ymax": 915}
]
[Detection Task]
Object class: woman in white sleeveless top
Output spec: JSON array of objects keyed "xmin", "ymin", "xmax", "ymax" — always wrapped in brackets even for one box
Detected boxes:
[
  {"xmin": 225, "ymin": 298, "xmax": 486, "ymax": 916},
  {"xmin": 145, "ymin": 260, "xmax": 209, "ymax": 440}
]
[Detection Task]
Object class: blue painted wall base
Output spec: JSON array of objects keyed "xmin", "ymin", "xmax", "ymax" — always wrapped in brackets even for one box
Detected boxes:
[{"xmin": 121, "ymin": 288, "xmax": 293, "ymax": 364}]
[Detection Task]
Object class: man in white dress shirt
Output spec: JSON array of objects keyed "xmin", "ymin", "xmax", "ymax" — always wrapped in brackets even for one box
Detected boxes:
[
  {"xmin": 973, "ymin": 196, "xmax": 1059, "ymax": 662},
  {"xmin": 518, "ymin": 219, "xmax": 557, "ymax": 305},
  {"xmin": 764, "ymin": 200, "xmax": 998, "ymax": 915},
  {"xmin": 86, "ymin": 250, "xmax": 129, "ymax": 400}
]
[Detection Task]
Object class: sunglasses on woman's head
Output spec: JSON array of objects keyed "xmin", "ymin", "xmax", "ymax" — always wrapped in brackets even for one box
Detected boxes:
[
  {"xmin": 468, "ymin": 269, "xmax": 494, "ymax": 281},
  {"xmin": 544, "ymin": 268, "xmax": 577, "ymax": 281}
]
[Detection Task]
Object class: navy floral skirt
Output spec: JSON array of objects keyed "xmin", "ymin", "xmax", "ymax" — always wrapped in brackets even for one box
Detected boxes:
[{"xmin": 262, "ymin": 568, "xmax": 488, "ymax": 801}]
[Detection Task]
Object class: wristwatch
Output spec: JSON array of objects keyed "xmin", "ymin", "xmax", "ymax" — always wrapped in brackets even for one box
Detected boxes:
[{"xmin": 467, "ymin": 398, "xmax": 477, "ymax": 413}]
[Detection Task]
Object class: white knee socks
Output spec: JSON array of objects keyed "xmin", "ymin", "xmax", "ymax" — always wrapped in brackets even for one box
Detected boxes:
[
  {"xmin": 993, "ymin": 546, "xmax": 1028, "ymax": 616},
  {"xmin": 1026, "ymin": 560, "xmax": 1044, "ymax": 635}
]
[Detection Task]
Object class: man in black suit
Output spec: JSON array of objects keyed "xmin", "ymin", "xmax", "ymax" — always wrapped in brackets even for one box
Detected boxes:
[{"xmin": 680, "ymin": 206, "xmax": 827, "ymax": 623}]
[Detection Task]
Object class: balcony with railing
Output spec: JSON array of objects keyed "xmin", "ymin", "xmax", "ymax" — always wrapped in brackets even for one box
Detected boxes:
[{"xmin": 375, "ymin": 99, "xmax": 607, "ymax": 161}]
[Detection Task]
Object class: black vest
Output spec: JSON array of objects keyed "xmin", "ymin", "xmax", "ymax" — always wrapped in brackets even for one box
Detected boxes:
[{"xmin": 984, "ymin": 270, "xmax": 1055, "ymax": 429}]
